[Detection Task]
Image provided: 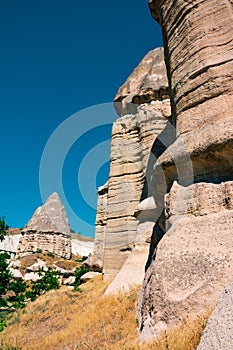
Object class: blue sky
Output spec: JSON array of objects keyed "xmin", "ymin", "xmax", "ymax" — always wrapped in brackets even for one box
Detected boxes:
[{"xmin": 0, "ymin": 1, "xmax": 162, "ymax": 237}]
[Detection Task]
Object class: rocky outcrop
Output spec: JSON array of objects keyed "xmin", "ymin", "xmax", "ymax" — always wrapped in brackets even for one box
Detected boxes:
[
  {"xmin": 149, "ymin": 0, "xmax": 233, "ymax": 183},
  {"xmin": 17, "ymin": 193, "xmax": 72, "ymax": 259},
  {"xmin": 0, "ymin": 233, "xmax": 21, "ymax": 257},
  {"xmin": 137, "ymin": 0, "xmax": 233, "ymax": 340},
  {"xmin": 197, "ymin": 279, "xmax": 233, "ymax": 350},
  {"xmin": 114, "ymin": 47, "xmax": 169, "ymax": 115},
  {"xmin": 101, "ymin": 48, "xmax": 171, "ymax": 282},
  {"xmin": 103, "ymin": 102, "xmax": 170, "ymax": 279},
  {"xmin": 85, "ymin": 182, "xmax": 108, "ymax": 271},
  {"xmin": 71, "ymin": 235, "xmax": 94, "ymax": 258},
  {"xmin": 138, "ymin": 181, "xmax": 233, "ymax": 338}
]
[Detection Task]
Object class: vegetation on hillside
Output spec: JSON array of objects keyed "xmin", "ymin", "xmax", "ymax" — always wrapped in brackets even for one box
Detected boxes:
[
  {"xmin": 0, "ymin": 217, "xmax": 212, "ymax": 349},
  {"xmin": 0, "ymin": 217, "xmax": 90, "ymax": 334},
  {"xmin": 0, "ymin": 216, "xmax": 9, "ymax": 242},
  {"xmin": 0, "ymin": 275, "xmax": 212, "ymax": 350}
]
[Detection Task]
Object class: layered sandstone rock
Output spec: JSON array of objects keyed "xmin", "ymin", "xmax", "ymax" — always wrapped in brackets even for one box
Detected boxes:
[
  {"xmin": 85, "ymin": 182, "xmax": 108, "ymax": 271},
  {"xmin": 101, "ymin": 48, "xmax": 171, "ymax": 283},
  {"xmin": 17, "ymin": 193, "xmax": 72, "ymax": 259},
  {"xmin": 103, "ymin": 102, "xmax": 170, "ymax": 279},
  {"xmin": 114, "ymin": 47, "xmax": 169, "ymax": 115},
  {"xmin": 137, "ymin": 0, "xmax": 233, "ymax": 339},
  {"xmin": 149, "ymin": 0, "xmax": 233, "ymax": 183}
]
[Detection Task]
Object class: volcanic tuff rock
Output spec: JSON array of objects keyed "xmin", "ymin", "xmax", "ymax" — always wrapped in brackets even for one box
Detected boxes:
[
  {"xmin": 85, "ymin": 182, "xmax": 108, "ymax": 271},
  {"xmin": 71, "ymin": 235, "xmax": 94, "ymax": 258},
  {"xmin": 149, "ymin": 0, "xmax": 233, "ymax": 183},
  {"xmin": 114, "ymin": 47, "xmax": 169, "ymax": 115},
  {"xmin": 98, "ymin": 48, "xmax": 171, "ymax": 284},
  {"xmin": 103, "ymin": 101, "xmax": 170, "ymax": 279},
  {"xmin": 0, "ymin": 234, "xmax": 21, "ymax": 257},
  {"xmin": 138, "ymin": 181, "xmax": 233, "ymax": 338},
  {"xmin": 137, "ymin": 0, "xmax": 233, "ymax": 339},
  {"xmin": 197, "ymin": 279, "xmax": 233, "ymax": 350},
  {"xmin": 17, "ymin": 193, "xmax": 72, "ymax": 259}
]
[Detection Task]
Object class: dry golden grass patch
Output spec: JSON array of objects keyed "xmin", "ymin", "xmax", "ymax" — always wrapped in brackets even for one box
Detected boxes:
[
  {"xmin": 54, "ymin": 259, "xmax": 81, "ymax": 270},
  {"xmin": 19, "ymin": 253, "xmax": 82, "ymax": 274},
  {"xmin": 1, "ymin": 275, "xmax": 212, "ymax": 350},
  {"xmin": 19, "ymin": 255, "xmax": 38, "ymax": 273}
]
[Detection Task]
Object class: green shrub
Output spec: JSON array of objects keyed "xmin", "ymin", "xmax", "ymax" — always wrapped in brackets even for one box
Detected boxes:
[
  {"xmin": 0, "ymin": 251, "xmax": 27, "ymax": 331},
  {"xmin": 74, "ymin": 265, "xmax": 89, "ymax": 290},
  {"xmin": 0, "ymin": 318, "xmax": 7, "ymax": 332},
  {"xmin": 46, "ymin": 252, "xmax": 54, "ymax": 258},
  {"xmin": 0, "ymin": 216, "xmax": 9, "ymax": 242},
  {"xmin": 26, "ymin": 268, "xmax": 59, "ymax": 301}
]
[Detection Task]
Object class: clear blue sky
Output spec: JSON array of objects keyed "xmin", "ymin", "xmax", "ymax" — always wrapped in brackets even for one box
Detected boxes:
[{"xmin": 0, "ymin": 1, "xmax": 162, "ymax": 237}]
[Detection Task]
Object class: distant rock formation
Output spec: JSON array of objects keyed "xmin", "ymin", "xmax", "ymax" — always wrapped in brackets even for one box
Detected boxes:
[
  {"xmin": 71, "ymin": 233, "xmax": 94, "ymax": 258},
  {"xmin": 197, "ymin": 279, "xmax": 233, "ymax": 350},
  {"xmin": 137, "ymin": 0, "xmax": 233, "ymax": 340},
  {"xmin": 17, "ymin": 193, "xmax": 72, "ymax": 259}
]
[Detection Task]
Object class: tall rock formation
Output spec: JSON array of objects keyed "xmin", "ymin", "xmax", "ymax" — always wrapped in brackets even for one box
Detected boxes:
[
  {"xmin": 85, "ymin": 182, "xmax": 108, "ymax": 271},
  {"xmin": 88, "ymin": 48, "xmax": 172, "ymax": 292},
  {"xmin": 17, "ymin": 193, "xmax": 72, "ymax": 259},
  {"xmin": 137, "ymin": 0, "xmax": 233, "ymax": 339}
]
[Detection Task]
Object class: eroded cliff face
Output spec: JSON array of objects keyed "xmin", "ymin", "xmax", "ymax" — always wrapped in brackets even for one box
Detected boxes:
[
  {"xmin": 89, "ymin": 48, "xmax": 171, "ymax": 286},
  {"xmin": 137, "ymin": 0, "xmax": 233, "ymax": 339},
  {"xmin": 85, "ymin": 182, "xmax": 108, "ymax": 271},
  {"xmin": 17, "ymin": 193, "xmax": 72, "ymax": 259}
]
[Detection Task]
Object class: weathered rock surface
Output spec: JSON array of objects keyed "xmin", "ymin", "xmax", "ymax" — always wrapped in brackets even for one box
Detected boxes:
[
  {"xmin": 63, "ymin": 276, "xmax": 76, "ymax": 286},
  {"xmin": 80, "ymin": 271, "xmax": 101, "ymax": 283},
  {"xmin": 22, "ymin": 192, "xmax": 70, "ymax": 234},
  {"xmin": 101, "ymin": 48, "xmax": 171, "ymax": 281},
  {"xmin": 138, "ymin": 181, "xmax": 233, "ymax": 338},
  {"xmin": 0, "ymin": 234, "xmax": 21, "ymax": 257},
  {"xmin": 27, "ymin": 260, "xmax": 48, "ymax": 272},
  {"xmin": 103, "ymin": 103, "xmax": 170, "ymax": 278},
  {"xmin": 137, "ymin": 0, "xmax": 233, "ymax": 339},
  {"xmin": 197, "ymin": 279, "xmax": 233, "ymax": 350},
  {"xmin": 114, "ymin": 47, "xmax": 169, "ymax": 115},
  {"xmin": 17, "ymin": 193, "xmax": 72, "ymax": 259},
  {"xmin": 104, "ymin": 245, "xmax": 149, "ymax": 295},
  {"xmin": 9, "ymin": 259, "xmax": 21, "ymax": 269},
  {"xmin": 71, "ymin": 234, "xmax": 94, "ymax": 258},
  {"xmin": 9, "ymin": 268, "xmax": 23, "ymax": 280},
  {"xmin": 149, "ymin": 0, "xmax": 233, "ymax": 183},
  {"xmin": 85, "ymin": 183, "xmax": 108, "ymax": 271},
  {"xmin": 23, "ymin": 272, "xmax": 42, "ymax": 282}
]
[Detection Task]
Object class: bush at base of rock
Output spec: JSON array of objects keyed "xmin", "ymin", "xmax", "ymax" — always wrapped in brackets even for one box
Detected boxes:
[
  {"xmin": 73, "ymin": 265, "xmax": 89, "ymax": 290},
  {"xmin": 0, "ymin": 252, "xmax": 27, "ymax": 332},
  {"xmin": 25, "ymin": 268, "xmax": 59, "ymax": 301}
]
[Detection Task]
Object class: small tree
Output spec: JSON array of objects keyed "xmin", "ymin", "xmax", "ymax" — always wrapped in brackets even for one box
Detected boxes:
[
  {"xmin": 25, "ymin": 268, "xmax": 60, "ymax": 301},
  {"xmin": 0, "ymin": 216, "xmax": 9, "ymax": 242},
  {"xmin": 0, "ymin": 217, "xmax": 27, "ymax": 331},
  {"xmin": 74, "ymin": 265, "xmax": 89, "ymax": 290},
  {"xmin": 0, "ymin": 252, "xmax": 12, "ymax": 307},
  {"xmin": 0, "ymin": 252, "xmax": 27, "ymax": 308}
]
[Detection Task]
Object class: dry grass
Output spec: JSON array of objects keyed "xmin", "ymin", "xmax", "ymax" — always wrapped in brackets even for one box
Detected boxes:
[
  {"xmin": 54, "ymin": 259, "xmax": 81, "ymax": 270},
  {"xmin": 0, "ymin": 276, "xmax": 212, "ymax": 350},
  {"xmin": 19, "ymin": 253, "xmax": 82, "ymax": 274},
  {"xmin": 19, "ymin": 255, "xmax": 38, "ymax": 273}
]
